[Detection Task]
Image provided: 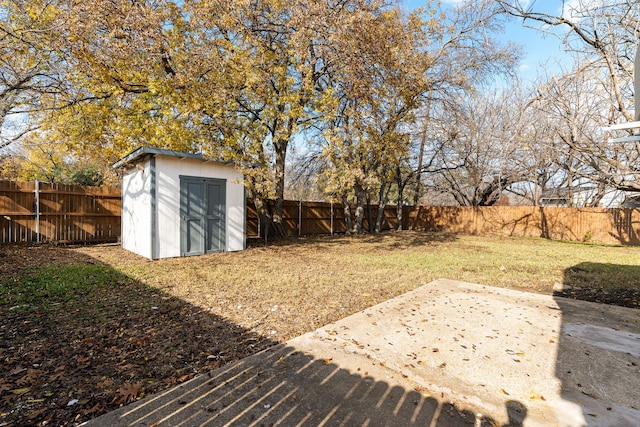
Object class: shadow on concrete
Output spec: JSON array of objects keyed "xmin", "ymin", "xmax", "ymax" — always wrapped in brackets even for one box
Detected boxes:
[
  {"xmin": 553, "ymin": 263, "xmax": 640, "ymax": 426},
  {"xmin": 90, "ymin": 343, "xmax": 525, "ymax": 426}
]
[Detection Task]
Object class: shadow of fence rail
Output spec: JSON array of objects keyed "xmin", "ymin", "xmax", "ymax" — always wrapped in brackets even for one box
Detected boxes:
[{"xmin": 87, "ymin": 343, "xmax": 520, "ymax": 427}]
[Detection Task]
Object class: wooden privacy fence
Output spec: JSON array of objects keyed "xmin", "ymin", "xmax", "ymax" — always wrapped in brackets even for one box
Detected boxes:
[
  {"xmin": 2, "ymin": 180, "xmax": 640, "ymax": 246},
  {"xmin": 248, "ymin": 203, "xmax": 640, "ymax": 245},
  {"xmin": 0, "ymin": 180, "xmax": 121, "ymax": 243},
  {"xmin": 403, "ymin": 205, "xmax": 640, "ymax": 246},
  {"xmin": 246, "ymin": 199, "xmax": 399, "ymax": 238}
]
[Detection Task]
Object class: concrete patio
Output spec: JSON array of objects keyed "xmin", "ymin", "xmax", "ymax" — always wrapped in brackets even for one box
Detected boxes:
[{"xmin": 88, "ymin": 279, "xmax": 640, "ymax": 426}]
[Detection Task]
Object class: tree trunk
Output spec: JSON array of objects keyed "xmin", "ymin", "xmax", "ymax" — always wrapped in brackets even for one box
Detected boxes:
[
  {"xmin": 252, "ymin": 196, "xmax": 276, "ymax": 239},
  {"xmin": 366, "ymin": 191, "xmax": 374, "ymax": 233},
  {"xmin": 374, "ymin": 205, "xmax": 385, "ymax": 233},
  {"xmin": 539, "ymin": 206, "xmax": 550, "ymax": 239},
  {"xmin": 272, "ymin": 139, "xmax": 288, "ymax": 237},
  {"xmin": 567, "ymin": 150, "xmax": 574, "ymax": 208},
  {"xmin": 375, "ymin": 179, "xmax": 391, "ymax": 233},
  {"xmin": 341, "ymin": 194, "xmax": 353, "ymax": 234},
  {"xmin": 396, "ymin": 165, "xmax": 405, "ymax": 231},
  {"xmin": 414, "ymin": 100, "xmax": 430, "ymax": 205},
  {"xmin": 374, "ymin": 197, "xmax": 385, "ymax": 233},
  {"xmin": 353, "ymin": 182, "xmax": 366, "ymax": 234}
]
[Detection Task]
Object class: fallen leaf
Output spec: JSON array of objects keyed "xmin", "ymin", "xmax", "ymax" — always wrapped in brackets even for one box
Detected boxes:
[
  {"xmin": 500, "ymin": 389, "xmax": 510, "ymax": 395},
  {"xmin": 112, "ymin": 383, "xmax": 141, "ymax": 405},
  {"xmin": 9, "ymin": 368, "xmax": 27, "ymax": 377}
]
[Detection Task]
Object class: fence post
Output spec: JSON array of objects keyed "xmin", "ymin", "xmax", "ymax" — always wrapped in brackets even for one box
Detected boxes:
[
  {"xmin": 330, "ymin": 202, "xmax": 334, "ymax": 235},
  {"xmin": 298, "ymin": 200, "xmax": 302, "ymax": 237},
  {"xmin": 35, "ymin": 180, "xmax": 40, "ymax": 243}
]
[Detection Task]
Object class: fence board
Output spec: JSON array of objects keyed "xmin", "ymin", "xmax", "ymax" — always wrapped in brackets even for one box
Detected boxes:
[
  {"xmin": 403, "ymin": 205, "xmax": 640, "ymax": 246},
  {"xmin": 244, "ymin": 200, "xmax": 398, "ymax": 237},
  {"xmin": 0, "ymin": 180, "xmax": 121, "ymax": 243}
]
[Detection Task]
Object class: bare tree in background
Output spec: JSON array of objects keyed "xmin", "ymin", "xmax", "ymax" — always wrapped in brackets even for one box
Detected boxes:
[
  {"xmin": 420, "ymin": 84, "xmax": 530, "ymax": 206},
  {"xmin": 498, "ymin": 0, "xmax": 640, "ymax": 194},
  {"xmin": 498, "ymin": 0, "xmax": 638, "ymax": 121}
]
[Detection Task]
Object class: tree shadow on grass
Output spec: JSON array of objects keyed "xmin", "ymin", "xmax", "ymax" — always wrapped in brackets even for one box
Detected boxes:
[
  {"xmin": 247, "ymin": 231, "xmax": 459, "ymax": 251},
  {"xmin": 364, "ymin": 231, "xmax": 459, "ymax": 248},
  {"xmin": 0, "ymin": 245, "xmax": 274, "ymax": 426}
]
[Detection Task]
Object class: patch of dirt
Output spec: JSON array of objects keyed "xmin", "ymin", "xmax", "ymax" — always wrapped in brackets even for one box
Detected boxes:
[{"xmin": 554, "ymin": 286, "xmax": 640, "ymax": 309}]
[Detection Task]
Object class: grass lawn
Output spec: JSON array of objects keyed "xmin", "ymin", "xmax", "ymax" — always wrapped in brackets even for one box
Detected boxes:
[{"xmin": 1, "ymin": 231, "xmax": 639, "ymax": 425}]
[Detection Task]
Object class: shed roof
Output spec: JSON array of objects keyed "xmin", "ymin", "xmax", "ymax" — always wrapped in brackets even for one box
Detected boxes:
[{"xmin": 112, "ymin": 147, "xmax": 229, "ymax": 169}]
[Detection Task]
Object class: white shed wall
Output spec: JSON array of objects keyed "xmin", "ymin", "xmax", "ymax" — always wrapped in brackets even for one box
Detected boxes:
[
  {"xmin": 121, "ymin": 159, "xmax": 153, "ymax": 259},
  {"xmin": 155, "ymin": 155, "xmax": 245, "ymax": 258}
]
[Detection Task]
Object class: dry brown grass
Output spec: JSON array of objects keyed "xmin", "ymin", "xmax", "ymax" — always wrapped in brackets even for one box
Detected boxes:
[{"xmin": 75, "ymin": 231, "xmax": 640, "ymax": 342}]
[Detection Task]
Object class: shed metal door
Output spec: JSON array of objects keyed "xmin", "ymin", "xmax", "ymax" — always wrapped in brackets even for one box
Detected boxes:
[{"xmin": 180, "ymin": 177, "xmax": 226, "ymax": 256}]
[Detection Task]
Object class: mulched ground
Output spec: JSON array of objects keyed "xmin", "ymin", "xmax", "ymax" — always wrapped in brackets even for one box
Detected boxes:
[
  {"xmin": 553, "ymin": 286, "xmax": 640, "ymax": 309},
  {"xmin": 0, "ymin": 244, "xmax": 273, "ymax": 426}
]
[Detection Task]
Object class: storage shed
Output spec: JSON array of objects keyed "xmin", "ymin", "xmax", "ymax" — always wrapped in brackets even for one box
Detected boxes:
[{"xmin": 114, "ymin": 147, "xmax": 246, "ymax": 259}]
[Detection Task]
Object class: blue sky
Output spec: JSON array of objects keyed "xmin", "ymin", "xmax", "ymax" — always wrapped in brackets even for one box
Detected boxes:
[{"xmin": 401, "ymin": 0, "xmax": 570, "ymax": 83}]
